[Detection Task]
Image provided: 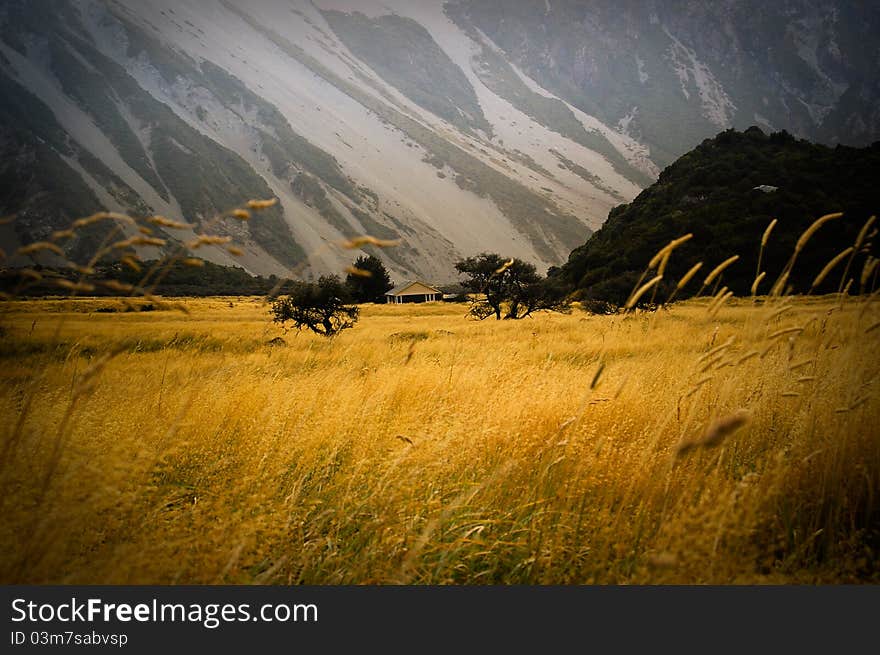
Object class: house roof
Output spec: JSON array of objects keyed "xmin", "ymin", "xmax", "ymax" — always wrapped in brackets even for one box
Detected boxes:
[{"xmin": 386, "ymin": 280, "xmax": 443, "ymax": 296}]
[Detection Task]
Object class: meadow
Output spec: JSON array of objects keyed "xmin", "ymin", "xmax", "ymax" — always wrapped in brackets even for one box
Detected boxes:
[{"xmin": 0, "ymin": 293, "xmax": 877, "ymax": 584}]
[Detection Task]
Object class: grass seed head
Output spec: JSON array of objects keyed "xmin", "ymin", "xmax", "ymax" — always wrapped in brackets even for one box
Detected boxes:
[
  {"xmin": 345, "ymin": 266, "xmax": 372, "ymax": 278},
  {"xmin": 148, "ymin": 216, "xmax": 190, "ymax": 229},
  {"xmin": 189, "ymin": 235, "xmax": 233, "ymax": 248},
  {"xmin": 72, "ymin": 212, "xmax": 134, "ymax": 228},
  {"xmin": 811, "ymin": 247, "xmax": 854, "ymax": 290},
  {"xmin": 860, "ymin": 257, "xmax": 878, "ymax": 288},
  {"xmin": 17, "ymin": 242, "xmax": 65, "ymax": 257},
  {"xmin": 100, "ymin": 280, "xmax": 135, "ymax": 293},
  {"xmin": 761, "ymin": 219, "xmax": 778, "ymax": 247},
  {"xmin": 113, "ymin": 236, "xmax": 166, "ymax": 249},
  {"xmin": 676, "ymin": 262, "xmax": 703, "ymax": 290},
  {"xmin": 495, "ymin": 258, "xmax": 514, "ymax": 274},
  {"xmin": 54, "ymin": 279, "xmax": 96, "ymax": 293},
  {"xmin": 704, "ymin": 255, "xmax": 740, "ymax": 287},
  {"xmin": 590, "ymin": 361, "xmax": 605, "ymax": 390},
  {"xmin": 751, "ymin": 271, "xmax": 766, "ymax": 295},
  {"xmin": 676, "ymin": 410, "xmax": 750, "ymax": 456},
  {"xmin": 796, "ymin": 212, "xmax": 843, "ymax": 253},
  {"xmin": 246, "ymin": 198, "xmax": 278, "ymax": 210},
  {"xmin": 341, "ymin": 236, "xmax": 401, "ymax": 249},
  {"xmin": 854, "ymin": 216, "xmax": 876, "ymax": 250},
  {"xmin": 120, "ymin": 255, "xmax": 141, "ymax": 272},
  {"xmin": 625, "ymin": 275, "xmax": 662, "ymax": 310}
]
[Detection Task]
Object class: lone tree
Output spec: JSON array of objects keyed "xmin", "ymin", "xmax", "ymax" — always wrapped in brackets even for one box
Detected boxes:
[
  {"xmin": 345, "ymin": 254, "xmax": 393, "ymax": 303},
  {"xmin": 270, "ymin": 275, "xmax": 359, "ymax": 337},
  {"xmin": 455, "ymin": 253, "xmax": 569, "ymax": 320}
]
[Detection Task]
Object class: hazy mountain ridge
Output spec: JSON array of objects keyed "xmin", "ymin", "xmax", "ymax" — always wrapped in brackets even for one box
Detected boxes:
[{"xmin": 450, "ymin": 0, "xmax": 880, "ymax": 166}]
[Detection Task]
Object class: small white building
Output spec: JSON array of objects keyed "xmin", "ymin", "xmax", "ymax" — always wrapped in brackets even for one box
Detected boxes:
[{"xmin": 385, "ymin": 280, "xmax": 443, "ymax": 304}]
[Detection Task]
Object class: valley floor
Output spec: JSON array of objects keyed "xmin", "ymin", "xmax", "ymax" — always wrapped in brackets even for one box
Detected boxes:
[{"xmin": 0, "ymin": 297, "xmax": 877, "ymax": 583}]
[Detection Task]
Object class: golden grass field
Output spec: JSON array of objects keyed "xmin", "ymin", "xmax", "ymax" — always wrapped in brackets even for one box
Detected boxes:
[{"xmin": 0, "ymin": 293, "xmax": 878, "ymax": 584}]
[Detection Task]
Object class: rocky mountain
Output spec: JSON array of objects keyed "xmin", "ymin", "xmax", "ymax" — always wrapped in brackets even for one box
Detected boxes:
[
  {"xmin": 554, "ymin": 127, "xmax": 880, "ymax": 304},
  {"xmin": 453, "ymin": 0, "xmax": 880, "ymax": 167},
  {"xmin": 1, "ymin": 1, "xmax": 877, "ymax": 282}
]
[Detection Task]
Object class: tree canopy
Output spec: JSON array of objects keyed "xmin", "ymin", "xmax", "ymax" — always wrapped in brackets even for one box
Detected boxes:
[
  {"xmin": 270, "ymin": 275, "xmax": 359, "ymax": 337},
  {"xmin": 455, "ymin": 253, "xmax": 569, "ymax": 319},
  {"xmin": 345, "ymin": 254, "xmax": 393, "ymax": 303}
]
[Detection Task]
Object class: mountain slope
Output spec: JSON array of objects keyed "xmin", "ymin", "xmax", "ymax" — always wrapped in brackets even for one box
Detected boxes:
[
  {"xmin": 3, "ymin": 0, "xmax": 651, "ymax": 281},
  {"xmin": 554, "ymin": 127, "xmax": 880, "ymax": 303},
  {"xmin": 451, "ymin": 0, "xmax": 880, "ymax": 166},
  {"xmin": 1, "ymin": 1, "xmax": 877, "ymax": 283}
]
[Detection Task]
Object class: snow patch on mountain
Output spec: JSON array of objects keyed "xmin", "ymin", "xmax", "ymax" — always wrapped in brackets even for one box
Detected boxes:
[
  {"xmin": 663, "ymin": 26, "xmax": 735, "ymax": 128},
  {"xmin": 317, "ymin": 0, "xmax": 634, "ymax": 227}
]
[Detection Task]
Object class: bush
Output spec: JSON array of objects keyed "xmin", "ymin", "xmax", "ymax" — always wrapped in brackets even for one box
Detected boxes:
[
  {"xmin": 270, "ymin": 275, "xmax": 359, "ymax": 337},
  {"xmin": 455, "ymin": 253, "xmax": 570, "ymax": 320}
]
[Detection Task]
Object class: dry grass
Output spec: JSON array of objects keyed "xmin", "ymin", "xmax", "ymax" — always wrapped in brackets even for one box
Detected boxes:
[{"xmin": 0, "ymin": 293, "xmax": 877, "ymax": 584}]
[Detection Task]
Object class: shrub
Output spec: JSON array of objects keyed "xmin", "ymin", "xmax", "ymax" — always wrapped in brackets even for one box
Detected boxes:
[{"xmin": 270, "ymin": 275, "xmax": 359, "ymax": 337}]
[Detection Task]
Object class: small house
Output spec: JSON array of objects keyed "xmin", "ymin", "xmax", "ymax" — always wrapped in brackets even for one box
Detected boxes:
[{"xmin": 385, "ymin": 280, "xmax": 443, "ymax": 304}]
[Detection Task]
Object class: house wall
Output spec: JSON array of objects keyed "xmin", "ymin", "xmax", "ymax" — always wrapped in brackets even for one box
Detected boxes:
[{"xmin": 386, "ymin": 293, "xmax": 440, "ymax": 303}]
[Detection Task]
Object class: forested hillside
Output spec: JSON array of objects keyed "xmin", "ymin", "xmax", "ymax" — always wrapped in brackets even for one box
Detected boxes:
[{"xmin": 555, "ymin": 127, "xmax": 880, "ymax": 303}]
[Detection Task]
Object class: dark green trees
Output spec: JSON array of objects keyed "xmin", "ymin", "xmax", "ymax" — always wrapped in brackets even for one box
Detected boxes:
[
  {"xmin": 555, "ymin": 128, "xmax": 880, "ymax": 304},
  {"xmin": 345, "ymin": 255, "xmax": 393, "ymax": 303},
  {"xmin": 270, "ymin": 275, "xmax": 359, "ymax": 337},
  {"xmin": 454, "ymin": 253, "xmax": 569, "ymax": 320}
]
